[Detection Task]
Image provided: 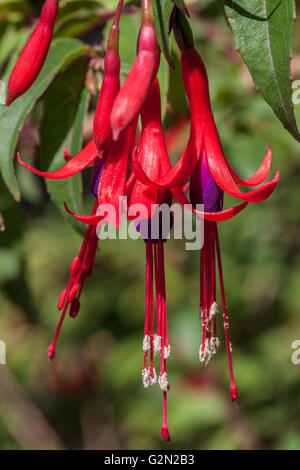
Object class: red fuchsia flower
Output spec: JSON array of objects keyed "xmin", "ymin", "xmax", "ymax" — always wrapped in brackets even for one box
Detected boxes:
[
  {"xmin": 17, "ymin": 1, "xmax": 127, "ymax": 357},
  {"xmin": 131, "ymin": 10, "xmax": 280, "ymax": 401},
  {"xmin": 6, "ymin": 0, "xmax": 59, "ymax": 106},
  {"xmin": 110, "ymin": 0, "xmax": 160, "ymax": 140},
  {"xmin": 129, "ymin": 79, "xmax": 173, "ymax": 442},
  {"xmin": 68, "ymin": 78, "xmax": 173, "ymax": 440},
  {"xmin": 45, "ymin": 122, "xmax": 139, "ymax": 359}
]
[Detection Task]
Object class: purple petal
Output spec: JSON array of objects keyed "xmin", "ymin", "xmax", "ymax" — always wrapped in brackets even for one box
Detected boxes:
[{"xmin": 190, "ymin": 150, "xmax": 223, "ymax": 212}]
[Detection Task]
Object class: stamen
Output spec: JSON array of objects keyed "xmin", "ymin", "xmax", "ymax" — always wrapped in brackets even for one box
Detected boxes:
[
  {"xmin": 210, "ymin": 336, "xmax": 220, "ymax": 355},
  {"xmin": 164, "ymin": 344, "xmax": 171, "ymax": 359},
  {"xmin": 142, "ymin": 368, "xmax": 150, "ymax": 388},
  {"xmin": 142, "ymin": 242, "xmax": 154, "ymax": 382},
  {"xmin": 209, "ymin": 301, "xmax": 218, "ymax": 320},
  {"xmin": 154, "ymin": 334, "xmax": 162, "ymax": 355},
  {"xmin": 158, "ymin": 372, "xmax": 169, "ymax": 392},
  {"xmin": 199, "ymin": 338, "xmax": 212, "ymax": 366},
  {"xmin": 149, "ymin": 367, "xmax": 157, "ymax": 385},
  {"xmin": 143, "ymin": 334, "xmax": 151, "ymax": 351}
]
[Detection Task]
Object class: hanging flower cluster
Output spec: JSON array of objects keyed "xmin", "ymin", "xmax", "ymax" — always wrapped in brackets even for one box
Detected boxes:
[{"xmin": 13, "ymin": 0, "xmax": 279, "ymax": 441}]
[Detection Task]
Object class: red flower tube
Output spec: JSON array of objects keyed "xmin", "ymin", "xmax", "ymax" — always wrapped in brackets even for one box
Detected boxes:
[
  {"xmin": 110, "ymin": 0, "xmax": 159, "ymax": 140},
  {"xmin": 6, "ymin": 0, "xmax": 59, "ymax": 106}
]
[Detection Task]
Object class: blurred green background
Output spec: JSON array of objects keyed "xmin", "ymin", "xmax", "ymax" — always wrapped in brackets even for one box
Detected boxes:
[{"xmin": 0, "ymin": 0, "xmax": 300, "ymax": 450}]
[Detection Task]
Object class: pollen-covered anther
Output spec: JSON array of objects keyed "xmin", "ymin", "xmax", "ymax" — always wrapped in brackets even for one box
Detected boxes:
[
  {"xmin": 143, "ymin": 334, "xmax": 151, "ymax": 351},
  {"xmin": 210, "ymin": 336, "xmax": 220, "ymax": 355},
  {"xmin": 199, "ymin": 305, "xmax": 204, "ymax": 320},
  {"xmin": 142, "ymin": 368, "xmax": 150, "ymax": 388},
  {"xmin": 149, "ymin": 367, "xmax": 157, "ymax": 386},
  {"xmin": 154, "ymin": 334, "xmax": 162, "ymax": 355},
  {"xmin": 164, "ymin": 344, "xmax": 171, "ymax": 359},
  {"xmin": 199, "ymin": 339, "xmax": 212, "ymax": 366},
  {"xmin": 158, "ymin": 372, "xmax": 169, "ymax": 392},
  {"xmin": 209, "ymin": 301, "xmax": 218, "ymax": 320}
]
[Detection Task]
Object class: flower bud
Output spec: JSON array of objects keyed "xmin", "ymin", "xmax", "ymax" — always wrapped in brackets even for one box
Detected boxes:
[{"xmin": 6, "ymin": 0, "xmax": 58, "ymax": 106}]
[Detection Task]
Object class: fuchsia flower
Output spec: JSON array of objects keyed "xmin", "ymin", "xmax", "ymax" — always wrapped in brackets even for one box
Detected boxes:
[
  {"xmin": 129, "ymin": 79, "xmax": 173, "ymax": 441},
  {"xmin": 129, "ymin": 11, "xmax": 280, "ymax": 403},
  {"xmin": 6, "ymin": 0, "xmax": 58, "ymax": 106},
  {"xmin": 16, "ymin": 1, "xmax": 281, "ymax": 441},
  {"xmin": 18, "ymin": 0, "xmax": 125, "ymax": 356}
]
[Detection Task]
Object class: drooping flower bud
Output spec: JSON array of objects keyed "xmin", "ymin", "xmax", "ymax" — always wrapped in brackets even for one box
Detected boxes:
[
  {"xmin": 93, "ymin": 0, "xmax": 123, "ymax": 154},
  {"xmin": 6, "ymin": 0, "xmax": 58, "ymax": 106},
  {"xmin": 110, "ymin": 0, "xmax": 159, "ymax": 140}
]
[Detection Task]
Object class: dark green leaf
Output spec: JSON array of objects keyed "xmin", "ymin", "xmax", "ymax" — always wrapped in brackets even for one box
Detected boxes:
[
  {"xmin": 157, "ymin": 55, "xmax": 170, "ymax": 120},
  {"xmin": 46, "ymin": 86, "xmax": 91, "ymax": 234},
  {"xmin": 153, "ymin": 0, "xmax": 174, "ymax": 68},
  {"xmin": 0, "ymin": 38, "xmax": 86, "ymax": 201},
  {"xmin": 172, "ymin": 0, "xmax": 190, "ymax": 17},
  {"xmin": 40, "ymin": 58, "xmax": 88, "ymax": 169},
  {"xmin": 224, "ymin": 0, "xmax": 300, "ymax": 142},
  {"xmin": 168, "ymin": 49, "xmax": 189, "ymax": 115}
]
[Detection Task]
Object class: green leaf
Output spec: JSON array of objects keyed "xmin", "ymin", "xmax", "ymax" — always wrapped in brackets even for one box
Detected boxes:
[
  {"xmin": 0, "ymin": 0, "xmax": 33, "ymax": 17},
  {"xmin": 0, "ymin": 38, "xmax": 86, "ymax": 201},
  {"xmin": 40, "ymin": 58, "xmax": 88, "ymax": 169},
  {"xmin": 57, "ymin": 0, "xmax": 103, "ymax": 19},
  {"xmin": 153, "ymin": 0, "xmax": 174, "ymax": 68},
  {"xmin": 157, "ymin": 55, "xmax": 170, "ymax": 120},
  {"xmin": 172, "ymin": 0, "xmax": 190, "ymax": 17},
  {"xmin": 0, "ymin": 27, "xmax": 28, "ymax": 69},
  {"xmin": 224, "ymin": 0, "xmax": 300, "ymax": 142},
  {"xmin": 46, "ymin": 86, "xmax": 90, "ymax": 234},
  {"xmin": 69, "ymin": 87, "xmax": 90, "ymax": 156},
  {"xmin": 168, "ymin": 48, "xmax": 189, "ymax": 115}
]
